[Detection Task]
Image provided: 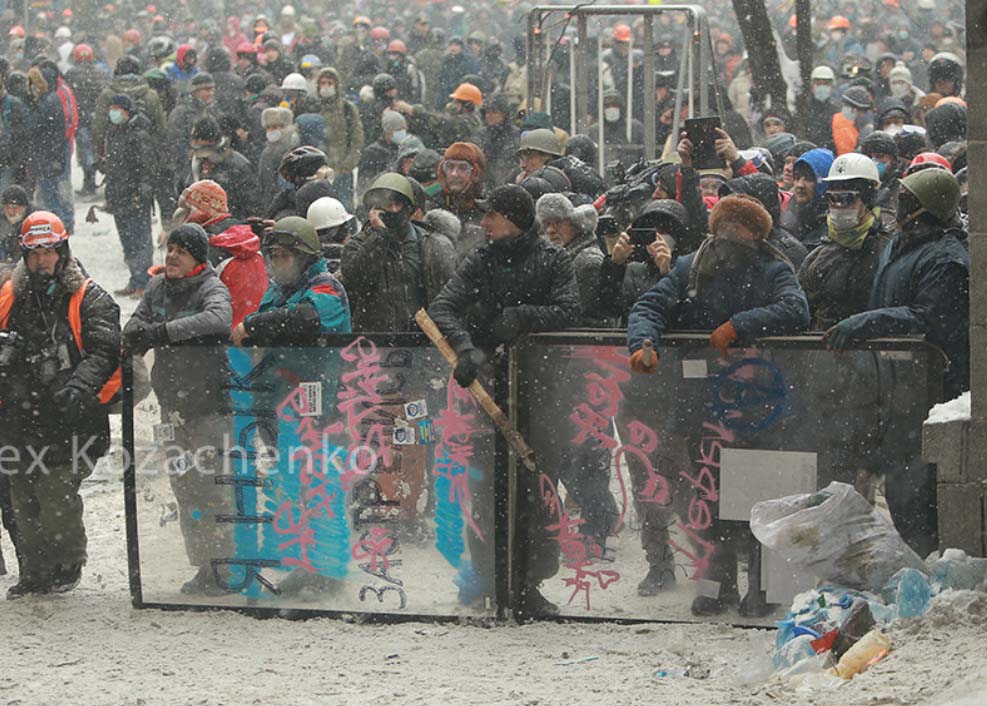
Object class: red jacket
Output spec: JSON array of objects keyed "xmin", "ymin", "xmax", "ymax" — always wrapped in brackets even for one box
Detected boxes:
[{"xmin": 210, "ymin": 225, "xmax": 268, "ymax": 329}]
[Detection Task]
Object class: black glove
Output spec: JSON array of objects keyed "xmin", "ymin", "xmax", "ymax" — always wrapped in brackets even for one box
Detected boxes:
[
  {"xmin": 53, "ymin": 386, "xmax": 88, "ymax": 423},
  {"xmin": 490, "ymin": 307, "xmax": 525, "ymax": 343},
  {"xmin": 123, "ymin": 321, "xmax": 168, "ymax": 354},
  {"xmin": 453, "ymin": 348, "xmax": 486, "ymax": 388}
]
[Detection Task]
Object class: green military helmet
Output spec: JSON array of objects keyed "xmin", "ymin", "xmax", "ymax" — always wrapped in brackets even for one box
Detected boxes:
[
  {"xmin": 516, "ymin": 128, "xmax": 563, "ymax": 157},
  {"xmin": 265, "ymin": 216, "xmax": 321, "ymax": 256},
  {"xmin": 363, "ymin": 172, "xmax": 416, "ymax": 210},
  {"xmin": 900, "ymin": 168, "xmax": 961, "ymax": 223}
]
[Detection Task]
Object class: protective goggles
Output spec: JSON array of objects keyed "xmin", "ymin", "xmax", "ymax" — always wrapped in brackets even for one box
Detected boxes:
[
  {"xmin": 441, "ymin": 160, "xmax": 474, "ymax": 176},
  {"xmin": 824, "ymin": 190, "xmax": 862, "ymax": 207},
  {"xmin": 20, "ymin": 226, "xmax": 65, "ymax": 250}
]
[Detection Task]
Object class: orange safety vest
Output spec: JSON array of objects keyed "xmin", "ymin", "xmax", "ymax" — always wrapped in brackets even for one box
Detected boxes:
[{"xmin": 0, "ymin": 277, "xmax": 122, "ymax": 405}]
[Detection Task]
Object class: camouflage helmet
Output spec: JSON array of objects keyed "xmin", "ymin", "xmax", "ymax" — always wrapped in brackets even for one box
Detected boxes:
[
  {"xmin": 516, "ymin": 128, "xmax": 563, "ymax": 157},
  {"xmin": 264, "ymin": 216, "xmax": 321, "ymax": 256},
  {"xmin": 363, "ymin": 172, "xmax": 416, "ymax": 209},
  {"xmin": 900, "ymin": 168, "xmax": 960, "ymax": 223}
]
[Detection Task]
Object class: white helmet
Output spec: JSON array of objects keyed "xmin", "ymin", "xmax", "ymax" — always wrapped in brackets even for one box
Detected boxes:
[
  {"xmin": 55, "ymin": 26, "xmax": 72, "ymax": 40},
  {"xmin": 810, "ymin": 65, "xmax": 835, "ymax": 82},
  {"xmin": 281, "ymin": 72, "xmax": 308, "ymax": 92},
  {"xmin": 307, "ymin": 197, "xmax": 353, "ymax": 230},
  {"xmin": 824, "ymin": 152, "xmax": 880, "ymax": 187}
]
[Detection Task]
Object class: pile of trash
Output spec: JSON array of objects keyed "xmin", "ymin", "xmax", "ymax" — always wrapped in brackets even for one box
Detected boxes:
[{"xmin": 749, "ymin": 482, "xmax": 987, "ymax": 685}]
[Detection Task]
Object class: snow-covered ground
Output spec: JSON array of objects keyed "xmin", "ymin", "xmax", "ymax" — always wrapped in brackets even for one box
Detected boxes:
[{"xmin": 0, "ymin": 179, "xmax": 985, "ymax": 706}]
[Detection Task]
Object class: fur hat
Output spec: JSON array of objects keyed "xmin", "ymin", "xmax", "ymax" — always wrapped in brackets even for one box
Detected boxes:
[
  {"xmin": 708, "ymin": 194, "xmax": 772, "ymax": 241},
  {"xmin": 535, "ymin": 193, "xmax": 598, "ymax": 236},
  {"xmin": 423, "ymin": 208, "xmax": 462, "ymax": 241},
  {"xmin": 381, "ymin": 109, "xmax": 407, "ymax": 134},
  {"xmin": 261, "ymin": 106, "xmax": 293, "ymax": 128}
]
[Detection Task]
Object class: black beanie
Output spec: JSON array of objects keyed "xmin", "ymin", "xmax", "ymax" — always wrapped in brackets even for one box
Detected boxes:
[{"xmin": 167, "ymin": 224, "xmax": 209, "ymax": 263}]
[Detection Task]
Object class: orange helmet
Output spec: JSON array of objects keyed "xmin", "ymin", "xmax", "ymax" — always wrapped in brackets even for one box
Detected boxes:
[
  {"xmin": 73, "ymin": 44, "xmax": 95, "ymax": 62},
  {"xmin": 8, "ymin": 25, "xmax": 25, "ymax": 38},
  {"xmin": 62, "ymin": 7, "xmax": 73, "ymax": 17},
  {"xmin": 787, "ymin": 15, "xmax": 797, "ymax": 28},
  {"xmin": 828, "ymin": 16, "xmax": 851, "ymax": 31},
  {"xmin": 935, "ymin": 95, "xmax": 967, "ymax": 109},
  {"xmin": 353, "ymin": 15, "xmax": 371, "ymax": 28},
  {"xmin": 123, "ymin": 28, "xmax": 141, "ymax": 44},
  {"xmin": 387, "ymin": 39, "xmax": 407, "ymax": 55},
  {"xmin": 20, "ymin": 212, "xmax": 69, "ymax": 250},
  {"xmin": 370, "ymin": 26, "xmax": 390, "ymax": 41},
  {"xmin": 613, "ymin": 23, "xmax": 632, "ymax": 42},
  {"xmin": 449, "ymin": 82, "xmax": 483, "ymax": 107}
]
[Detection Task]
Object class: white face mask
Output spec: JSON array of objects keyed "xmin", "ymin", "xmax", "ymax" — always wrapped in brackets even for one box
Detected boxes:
[
  {"xmin": 319, "ymin": 85, "xmax": 336, "ymax": 99},
  {"xmin": 266, "ymin": 129, "xmax": 284, "ymax": 143},
  {"xmin": 391, "ymin": 129, "xmax": 408, "ymax": 144},
  {"xmin": 830, "ymin": 30, "xmax": 845, "ymax": 42},
  {"xmin": 604, "ymin": 107, "xmax": 620, "ymax": 122},
  {"xmin": 813, "ymin": 85, "xmax": 832, "ymax": 102},
  {"xmin": 884, "ymin": 123, "xmax": 904, "ymax": 136},
  {"xmin": 109, "ymin": 109, "xmax": 126, "ymax": 125},
  {"xmin": 829, "ymin": 206, "xmax": 860, "ymax": 230},
  {"xmin": 841, "ymin": 106, "xmax": 856, "ymax": 121},
  {"xmin": 890, "ymin": 82, "xmax": 910, "ymax": 99}
]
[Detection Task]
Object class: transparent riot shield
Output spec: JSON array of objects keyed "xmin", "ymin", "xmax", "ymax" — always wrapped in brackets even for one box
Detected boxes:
[
  {"xmin": 510, "ymin": 333, "xmax": 943, "ymax": 624},
  {"xmin": 123, "ymin": 335, "xmax": 501, "ymax": 620}
]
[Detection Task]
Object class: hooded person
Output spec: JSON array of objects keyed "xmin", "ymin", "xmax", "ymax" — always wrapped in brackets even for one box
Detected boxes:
[
  {"xmin": 430, "ymin": 141, "xmax": 487, "ymax": 259},
  {"xmin": 797, "ymin": 152, "xmax": 892, "ymax": 331},
  {"xmin": 314, "ymin": 67, "xmax": 364, "ymax": 206},
  {"xmin": 859, "ymin": 131, "xmax": 902, "ymax": 225},
  {"xmin": 357, "ymin": 109, "xmax": 410, "ymax": 192},
  {"xmin": 0, "ymin": 211, "xmax": 121, "ymax": 598},
  {"xmin": 123, "ymin": 223, "xmax": 234, "ymax": 596},
  {"xmin": 791, "ymin": 148, "xmax": 835, "ymax": 250},
  {"xmin": 92, "ymin": 55, "xmax": 167, "ymax": 160},
  {"xmin": 166, "ymin": 44, "xmax": 200, "ymax": 95},
  {"xmin": 924, "ymin": 102, "xmax": 966, "ymax": 149},
  {"xmin": 626, "ymin": 194, "xmax": 809, "ymax": 616}
]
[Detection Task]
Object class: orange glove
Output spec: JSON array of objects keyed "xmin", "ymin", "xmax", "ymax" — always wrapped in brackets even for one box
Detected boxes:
[
  {"xmin": 629, "ymin": 348, "xmax": 658, "ymax": 374},
  {"xmin": 709, "ymin": 321, "xmax": 738, "ymax": 357}
]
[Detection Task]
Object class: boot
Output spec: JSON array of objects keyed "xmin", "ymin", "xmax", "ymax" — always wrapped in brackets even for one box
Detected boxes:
[
  {"xmin": 180, "ymin": 566, "xmax": 234, "ymax": 597},
  {"xmin": 50, "ymin": 562, "xmax": 83, "ymax": 594},
  {"xmin": 637, "ymin": 565, "xmax": 676, "ymax": 597},
  {"xmin": 516, "ymin": 583, "xmax": 559, "ymax": 622},
  {"xmin": 76, "ymin": 171, "xmax": 97, "ymax": 197},
  {"xmin": 6, "ymin": 578, "xmax": 51, "ymax": 600}
]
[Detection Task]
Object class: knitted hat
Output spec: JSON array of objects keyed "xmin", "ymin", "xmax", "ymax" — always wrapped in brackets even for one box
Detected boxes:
[
  {"xmin": 167, "ymin": 223, "xmax": 210, "ymax": 263},
  {"xmin": 535, "ymin": 192, "xmax": 599, "ymax": 236},
  {"xmin": 1, "ymin": 185, "xmax": 30, "ymax": 206},
  {"xmin": 183, "ymin": 179, "xmax": 227, "ymax": 215},
  {"xmin": 709, "ymin": 194, "xmax": 772, "ymax": 241},
  {"xmin": 381, "ymin": 109, "xmax": 407, "ymax": 134},
  {"xmin": 478, "ymin": 184, "xmax": 535, "ymax": 231},
  {"xmin": 108, "ymin": 93, "xmax": 134, "ymax": 113}
]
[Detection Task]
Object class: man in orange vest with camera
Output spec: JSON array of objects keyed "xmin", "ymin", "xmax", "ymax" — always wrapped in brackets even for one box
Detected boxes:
[{"xmin": 0, "ymin": 211, "xmax": 121, "ymax": 599}]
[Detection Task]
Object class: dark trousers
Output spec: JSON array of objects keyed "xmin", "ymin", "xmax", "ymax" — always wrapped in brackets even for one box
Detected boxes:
[{"xmin": 113, "ymin": 201, "xmax": 153, "ymax": 290}]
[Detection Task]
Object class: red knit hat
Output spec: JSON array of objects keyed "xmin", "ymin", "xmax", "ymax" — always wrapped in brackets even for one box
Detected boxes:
[{"xmin": 184, "ymin": 179, "xmax": 228, "ymax": 216}]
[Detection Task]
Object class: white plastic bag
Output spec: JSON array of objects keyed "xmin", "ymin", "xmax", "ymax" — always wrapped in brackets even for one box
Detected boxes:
[{"xmin": 750, "ymin": 481, "xmax": 927, "ymax": 593}]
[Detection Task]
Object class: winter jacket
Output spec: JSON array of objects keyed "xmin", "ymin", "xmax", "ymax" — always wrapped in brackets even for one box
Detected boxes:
[
  {"xmin": 125, "ymin": 265, "xmax": 232, "ymax": 419},
  {"xmin": 342, "ymin": 220, "xmax": 458, "ymax": 332},
  {"xmin": 840, "ymin": 223, "xmax": 969, "ymax": 397},
  {"xmin": 258, "ymin": 128, "xmax": 300, "ymax": 198},
  {"xmin": 101, "ymin": 113, "xmax": 153, "ymax": 211},
  {"xmin": 26, "ymin": 78, "xmax": 69, "ymax": 179},
  {"xmin": 806, "ymin": 97, "xmax": 836, "ymax": 151},
  {"xmin": 204, "ymin": 50, "xmax": 246, "ymax": 121},
  {"xmin": 0, "ymin": 93, "xmax": 30, "ymax": 175},
  {"xmin": 209, "ymin": 224, "xmax": 269, "ymax": 329},
  {"xmin": 564, "ymin": 230, "xmax": 613, "ymax": 327},
  {"xmin": 627, "ymin": 250, "xmax": 810, "ymax": 353},
  {"xmin": 166, "ymin": 92, "xmax": 218, "ymax": 171},
  {"xmin": 408, "ymin": 105, "xmax": 481, "ymax": 151},
  {"xmin": 718, "ymin": 173, "xmax": 809, "ymax": 269},
  {"xmin": 428, "ymin": 226, "xmax": 581, "ymax": 354},
  {"xmin": 184, "ymin": 145, "xmax": 261, "ymax": 221},
  {"xmin": 92, "ymin": 74, "xmax": 167, "ymax": 156},
  {"xmin": 798, "ymin": 221, "xmax": 891, "ymax": 331},
  {"xmin": 243, "ymin": 258, "xmax": 351, "ymax": 344},
  {"xmin": 315, "ymin": 68, "xmax": 364, "ymax": 172},
  {"xmin": 357, "ymin": 138, "xmax": 400, "ymax": 193},
  {"xmin": 479, "ymin": 121, "xmax": 521, "ymax": 191},
  {"xmin": 436, "ymin": 53, "xmax": 480, "ymax": 109},
  {"xmin": 0, "ymin": 258, "xmax": 120, "ymax": 465},
  {"xmin": 64, "ymin": 62, "xmax": 111, "ymax": 127}
]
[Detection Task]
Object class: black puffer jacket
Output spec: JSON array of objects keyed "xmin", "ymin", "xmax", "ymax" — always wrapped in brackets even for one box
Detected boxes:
[
  {"xmin": 102, "ymin": 113, "xmax": 153, "ymax": 211},
  {"xmin": 797, "ymin": 219, "xmax": 892, "ymax": 331},
  {"xmin": 428, "ymin": 226, "xmax": 580, "ymax": 354},
  {"xmin": 0, "ymin": 258, "xmax": 120, "ymax": 465},
  {"xmin": 125, "ymin": 265, "xmax": 232, "ymax": 419},
  {"xmin": 184, "ymin": 144, "xmax": 261, "ymax": 221}
]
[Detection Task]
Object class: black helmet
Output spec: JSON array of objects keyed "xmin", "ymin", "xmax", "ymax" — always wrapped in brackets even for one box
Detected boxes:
[
  {"xmin": 928, "ymin": 52, "xmax": 964, "ymax": 88},
  {"xmin": 372, "ymin": 72, "xmax": 397, "ymax": 99},
  {"xmin": 859, "ymin": 131, "xmax": 898, "ymax": 159},
  {"xmin": 148, "ymin": 35, "xmax": 176, "ymax": 60},
  {"xmin": 564, "ymin": 134, "xmax": 597, "ymax": 164},
  {"xmin": 530, "ymin": 165, "xmax": 571, "ymax": 193},
  {"xmin": 409, "ymin": 148, "xmax": 441, "ymax": 183},
  {"xmin": 519, "ymin": 176, "xmax": 555, "ymax": 202},
  {"xmin": 278, "ymin": 145, "xmax": 328, "ymax": 184},
  {"xmin": 114, "ymin": 55, "xmax": 142, "ymax": 77}
]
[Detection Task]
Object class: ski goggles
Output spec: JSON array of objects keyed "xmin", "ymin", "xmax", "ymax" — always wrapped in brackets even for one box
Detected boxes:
[
  {"xmin": 824, "ymin": 190, "xmax": 862, "ymax": 207},
  {"xmin": 441, "ymin": 159, "xmax": 474, "ymax": 176}
]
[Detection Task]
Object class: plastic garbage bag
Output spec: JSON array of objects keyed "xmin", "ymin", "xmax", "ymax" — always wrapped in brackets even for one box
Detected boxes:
[
  {"xmin": 929, "ymin": 548, "xmax": 987, "ymax": 592},
  {"xmin": 751, "ymin": 482, "xmax": 928, "ymax": 593},
  {"xmin": 883, "ymin": 568, "xmax": 932, "ymax": 619}
]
